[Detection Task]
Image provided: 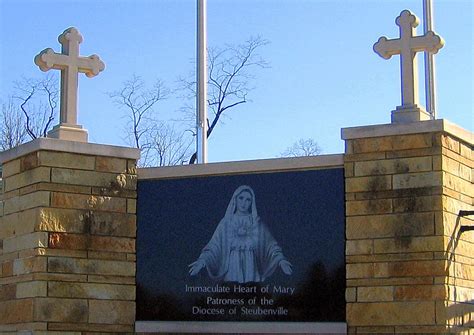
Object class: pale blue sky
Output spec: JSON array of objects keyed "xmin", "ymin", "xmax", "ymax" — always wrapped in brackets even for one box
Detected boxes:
[{"xmin": 1, "ymin": 0, "xmax": 472, "ymax": 162}]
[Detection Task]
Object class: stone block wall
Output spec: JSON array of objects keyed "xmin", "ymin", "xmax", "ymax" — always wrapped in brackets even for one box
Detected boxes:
[
  {"xmin": 342, "ymin": 120, "xmax": 473, "ymax": 334},
  {"xmin": 0, "ymin": 120, "xmax": 471, "ymax": 334},
  {"xmin": 0, "ymin": 139, "xmax": 139, "ymax": 334},
  {"xmin": 442, "ymin": 132, "xmax": 474, "ymax": 332}
]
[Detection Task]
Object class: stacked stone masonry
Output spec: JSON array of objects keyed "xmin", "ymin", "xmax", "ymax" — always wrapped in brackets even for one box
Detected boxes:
[
  {"xmin": 344, "ymin": 130, "xmax": 473, "ymax": 334},
  {"xmin": 0, "ymin": 149, "xmax": 138, "ymax": 334}
]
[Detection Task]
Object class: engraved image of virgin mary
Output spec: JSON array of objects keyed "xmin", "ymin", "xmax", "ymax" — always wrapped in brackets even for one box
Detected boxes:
[{"xmin": 188, "ymin": 185, "xmax": 292, "ymax": 283}]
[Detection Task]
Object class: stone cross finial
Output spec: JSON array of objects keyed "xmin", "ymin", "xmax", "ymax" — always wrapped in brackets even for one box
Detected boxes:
[
  {"xmin": 374, "ymin": 10, "xmax": 444, "ymax": 123},
  {"xmin": 35, "ymin": 27, "xmax": 105, "ymax": 142}
]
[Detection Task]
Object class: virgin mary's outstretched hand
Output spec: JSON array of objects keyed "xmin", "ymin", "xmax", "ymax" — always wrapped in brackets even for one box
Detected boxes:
[
  {"xmin": 188, "ymin": 259, "xmax": 205, "ymax": 276},
  {"xmin": 279, "ymin": 259, "xmax": 293, "ymax": 275}
]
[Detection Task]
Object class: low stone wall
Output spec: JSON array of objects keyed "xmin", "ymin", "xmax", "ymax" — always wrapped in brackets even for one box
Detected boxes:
[
  {"xmin": 342, "ymin": 120, "xmax": 473, "ymax": 333},
  {"xmin": 0, "ymin": 118, "xmax": 471, "ymax": 334},
  {"xmin": 0, "ymin": 138, "xmax": 139, "ymax": 333}
]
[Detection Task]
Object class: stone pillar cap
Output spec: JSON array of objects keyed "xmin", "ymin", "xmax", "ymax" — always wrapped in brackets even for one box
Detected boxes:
[{"xmin": 0, "ymin": 137, "xmax": 140, "ymax": 164}]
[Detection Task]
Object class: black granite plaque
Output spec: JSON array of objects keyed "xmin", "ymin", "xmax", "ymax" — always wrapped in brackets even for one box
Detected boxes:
[{"xmin": 136, "ymin": 168, "xmax": 345, "ymax": 322}]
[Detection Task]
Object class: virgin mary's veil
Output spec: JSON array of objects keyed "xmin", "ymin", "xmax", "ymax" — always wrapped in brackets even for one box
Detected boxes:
[{"xmin": 224, "ymin": 185, "xmax": 258, "ymax": 221}]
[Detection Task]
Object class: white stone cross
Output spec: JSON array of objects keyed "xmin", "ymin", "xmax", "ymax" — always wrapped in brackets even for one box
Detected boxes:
[
  {"xmin": 34, "ymin": 27, "xmax": 105, "ymax": 142},
  {"xmin": 374, "ymin": 10, "xmax": 444, "ymax": 123}
]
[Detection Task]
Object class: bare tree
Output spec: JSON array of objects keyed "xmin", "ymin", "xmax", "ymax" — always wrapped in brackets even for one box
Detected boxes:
[
  {"xmin": 109, "ymin": 75, "xmax": 169, "ymax": 151},
  {"xmin": 281, "ymin": 138, "xmax": 322, "ymax": 157},
  {"xmin": 144, "ymin": 122, "xmax": 193, "ymax": 167},
  {"xmin": 179, "ymin": 36, "xmax": 269, "ymax": 163},
  {"xmin": 13, "ymin": 74, "xmax": 58, "ymax": 139},
  {"xmin": 0, "ymin": 97, "xmax": 28, "ymax": 150},
  {"xmin": 109, "ymin": 75, "xmax": 192, "ymax": 167}
]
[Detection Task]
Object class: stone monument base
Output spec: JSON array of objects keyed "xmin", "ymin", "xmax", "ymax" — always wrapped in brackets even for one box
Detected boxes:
[
  {"xmin": 47, "ymin": 124, "xmax": 88, "ymax": 142},
  {"xmin": 391, "ymin": 104, "xmax": 432, "ymax": 123}
]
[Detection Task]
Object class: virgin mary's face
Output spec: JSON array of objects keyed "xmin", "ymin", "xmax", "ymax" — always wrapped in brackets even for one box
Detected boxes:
[{"xmin": 235, "ymin": 190, "xmax": 252, "ymax": 214}]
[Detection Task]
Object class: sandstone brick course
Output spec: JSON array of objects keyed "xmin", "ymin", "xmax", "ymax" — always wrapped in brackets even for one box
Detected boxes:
[
  {"xmin": 20, "ymin": 182, "xmax": 92, "ymax": 196},
  {"xmin": 32, "ymin": 273, "xmax": 87, "ymax": 283},
  {"xmin": 127, "ymin": 199, "xmax": 136, "ymax": 214},
  {"xmin": 2, "ymin": 158, "xmax": 21, "ymax": 178},
  {"xmin": 39, "ymin": 151, "xmax": 95, "ymax": 170},
  {"xmin": 346, "ymin": 175, "xmax": 392, "ymax": 193},
  {"xmin": 393, "ymin": 171, "xmax": 442, "ymax": 189},
  {"xmin": 346, "ymin": 252, "xmax": 434, "ymax": 264},
  {"xmin": 0, "ymin": 322, "xmax": 50, "ymax": 333},
  {"xmin": 34, "ymin": 298, "xmax": 88, "ymax": 323},
  {"xmin": 20, "ymin": 152, "xmax": 39, "ymax": 172},
  {"xmin": 351, "ymin": 134, "xmax": 433, "ymax": 154},
  {"xmin": 346, "ymin": 213, "xmax": 434, "ymax": 239},
  {"xmin": 3, "ymin": 191, "xmax": 50, "ymax": 216},
  {"xmin": 48, "ymin": 233, "xmax": 135, "ymax": 253},
  {"xmin": 441, "ymin": 135, "xmax": 460, "ymax": 153},
  {"xmin": 47, "ymin": 257, "xmax": 135, "ymax": 276},
  {"xmin": 385, "ymin": 146, "xmax": 440, "ymax": 159},
  {"xmin": 347, "ymin": 301, "xmax": 435, "ymax": 326},
  {"xmin": 460, "ymin": 142, "xmax": 472, "ymax": 160},
  {"xmin": 394, "ymin": 285, "xmax": 446, "ymax": 301},
  {"xmin": 88, "ymin": 300, "xmax": 135, "ymax": 324},
  {"xmin": 345, "ymin": 152, "xmax": 386, "ymax": 162},
  {"xmin": 51, "ymin": 192, "xmax": 126, "ymax": 213},
  {"xmin": 2, "ymin": 261, "xmax": 13, "ymax": 277},
  {"xmin": 16, "ymin": 281, "xmax": 47, "ymax": 298},
  {"xmin": 346, "ymin": 199, "xmax": 392, "ymax": 216},
  {"xmin": 13, "ymin": 257, "xmax": 47, "ymax": 275},
  {"xmin": 346, "ymin": 239, "xmax": 373, "ymax": 255},
  {"xmin": 41, "ymin": 248, "xmax": 88, "ymax": 259},
  {"xmin": 442, "ymin": 147, "xmax": 473, "ymax": 168},
  {"xmin": 344, "ymin": 162, "xmax": 354, "ymax": 177},
  {"xmin": 1, "ymin": 209, "xmax": 38, "ymax": 239},
  {"xmin": 392, "ymin": 195, "xmax": 442, "ymax": 213},
  {"xmin": 88, "ymin": 212, "xmax": 136, "ymax": 237},
  {"xmin": 444, "ymin": 171, "xmax": 473, "ymax": 197},
  {"xmin": 0, "ymin": 273, "xmax": 34, "ymax": 285},
  {"xmin": 51, "ymin": 168, "xmax": 136, "ymax": 190},
  {"xmin": 3, "ymin": 232, "xmax": 49, "ymax": 253},
  {"xmin": 354, "ymin": 156, "xmax": 432, "ymax": 176},
  {"xmin": 442, "ymin": 195, "xmax": 467, "ymax": 216},
  {"xmin": 459, "ymin": 163, "xmax": 471, "ymax": 181},
  {"xmin": 357, "ymin": 286, "xmax": 393, "ymax": 302},
  {"xmin": 345, "ymin": 287, "xmax": 356, "ymax": 302},
  {"xmin": 347, "ymin": 263, "xmax": 374, "ymax": 279},
  {"xmin": 373, "ymin": 236, "xmax": 444, "ymax": 254},
  {"xmin": 347, "ymin": 277, "xmax": 434, "ymax": 287},
  {"xmin": 34, "ymin": 208, "xmax": 135, "ymax": 238},
  {"xmin": 86, "ymin": 275, "xmax": 135, "ymax": 285},
  {"xmin": 38, "ymin": 208, "xmax": 87, "ymax": 233},
  {"xmin": 0, "ymin": 299, "xmax": 34, "ymax": 324},
  {"xmin": 4, "ymin": 167, "xmax": 51, "ymax": 193},
  {"xmin": 0, "ymin": 283, "xmax": 16, "ymax": 301},
  {"xmin": 86, "ymin": 251, "xmax": 126, "ymax": 261},
  {"xmin": 96, "ymin": 156, "xmax": 127, "ymax": 173},
  {"xmin": 379, "ymin": 260, "xmax": 447, "ymax": 278},
  {"xmin": 48, "ymin": 281, "xmax": 135, "ymax": 300}
]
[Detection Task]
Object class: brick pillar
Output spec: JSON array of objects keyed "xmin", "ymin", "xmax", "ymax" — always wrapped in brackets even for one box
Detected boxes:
[
  {"xmin": 342, "ymin": 120, "xmax": 473, "ymax": 333},
  {"xmin": 0, "ymin": 138, "xmax": 139, "ymax": 334}
]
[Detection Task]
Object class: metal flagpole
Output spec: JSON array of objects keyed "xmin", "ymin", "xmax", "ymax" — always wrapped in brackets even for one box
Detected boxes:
[
  {"xmin": 423, "ymin": 0, "xmax": 437, "ymax": 119},
  {"xmin": 196, "ymin": 0, "xmax": 208, "ymax": 163}
]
